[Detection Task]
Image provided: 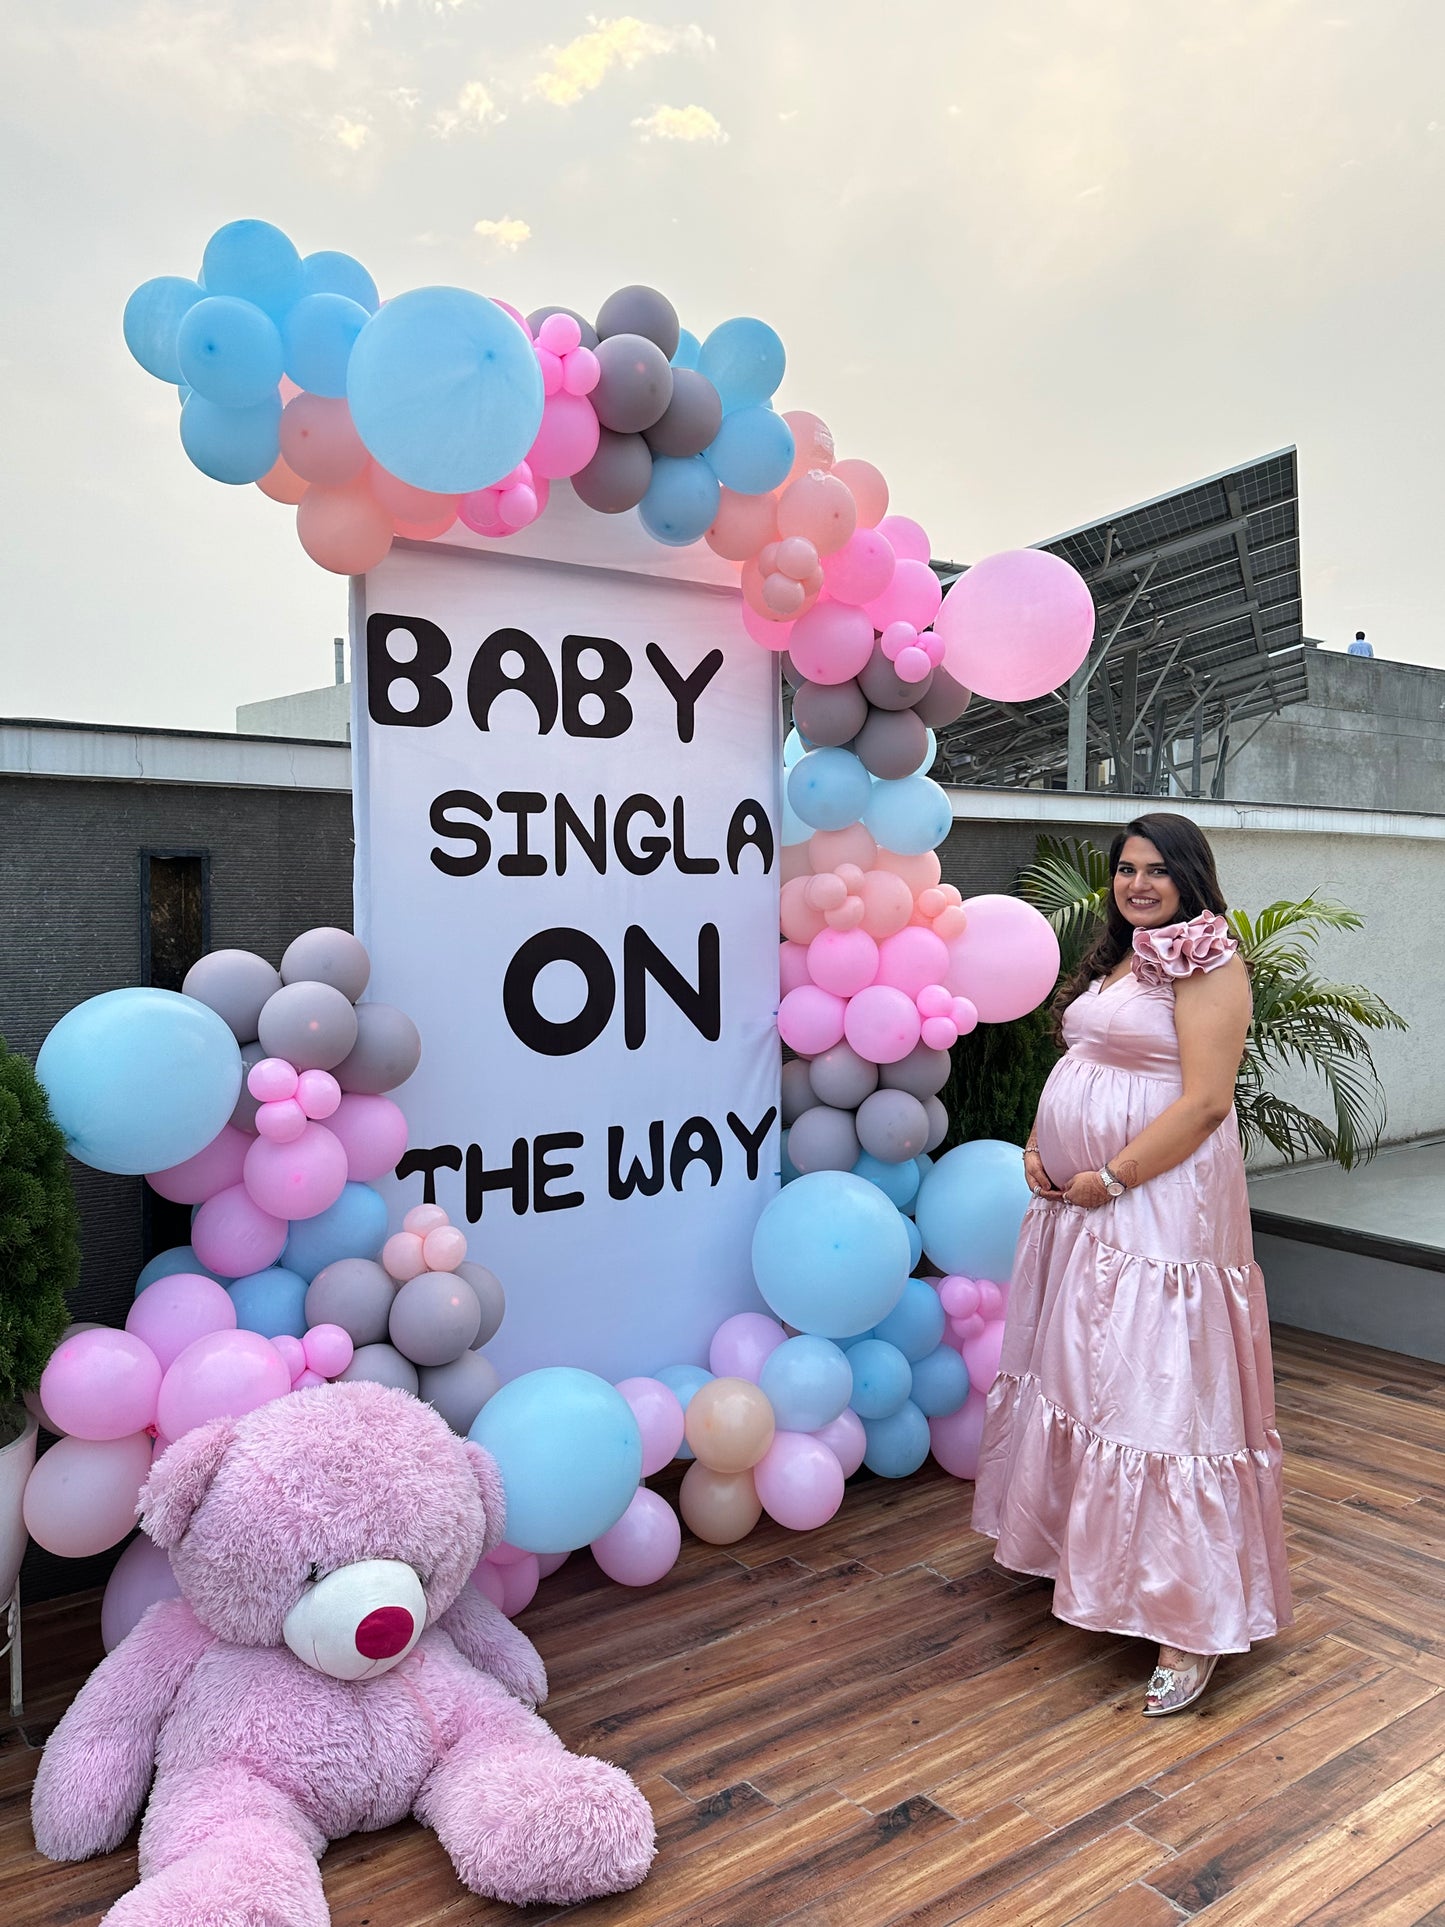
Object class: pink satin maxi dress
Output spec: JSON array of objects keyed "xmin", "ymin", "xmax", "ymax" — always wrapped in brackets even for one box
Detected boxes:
[{"xmin": 972, "ymin": 913, "xmax": 1293, "ymax": 1655}]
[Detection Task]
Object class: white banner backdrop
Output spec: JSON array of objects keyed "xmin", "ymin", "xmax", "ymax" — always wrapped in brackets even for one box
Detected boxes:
[{"xmin": 352, "ymin": 540, "xmax": 781, "ymax": 1383}]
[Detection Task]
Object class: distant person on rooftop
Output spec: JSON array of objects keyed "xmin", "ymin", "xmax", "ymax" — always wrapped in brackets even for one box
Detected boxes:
[{"xmin": 1348, "ymin": 631, "xmax": 1374, "ymax": 657}]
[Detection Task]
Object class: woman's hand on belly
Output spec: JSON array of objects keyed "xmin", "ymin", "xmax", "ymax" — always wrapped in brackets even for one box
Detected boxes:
[{"xmin": 1023, "ymin": 1144, "xmax": 1065, "ymax": 1201}]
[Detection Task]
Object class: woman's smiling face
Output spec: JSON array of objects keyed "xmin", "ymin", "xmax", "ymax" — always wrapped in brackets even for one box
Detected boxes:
[{"xmin": 1113, "ymin": 836, "xmax": 1182, "ymax": 929}]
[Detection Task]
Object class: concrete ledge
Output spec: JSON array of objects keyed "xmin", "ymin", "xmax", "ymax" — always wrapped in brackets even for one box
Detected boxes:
[
  {"xmin": 0, "ymin": 719, "xmax": 351, "ymax": 792},
  {"xmin": 1257, "ymin": 1231, "xmax": 1445, "ymax": 1365}
]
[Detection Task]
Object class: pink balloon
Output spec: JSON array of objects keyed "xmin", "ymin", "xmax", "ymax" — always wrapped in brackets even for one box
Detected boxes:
[
  {"xmin": 302, "ymin": 1322, "xmax": 354, "ymax": 1378},
  {"xmin": 537, "ymin": 312, "xmax": 581, "ymax": 355},
  {"xmin": 976, "ymin": 1280, "xmax": 1008, "ymax": 1321},
  {"xmin": 874, "ymin": 928, "xmax": 951, "ymax": 999},
  {"xmin": 778, "ymin": 985, "xmax": 847, "ymax": 1056},
  {"xmin": 935, "ymin": 548, "xmax": 1094, "ymax": 702},
  {"xmin": 859, "ymin": 869, "xmax": 915, "ymax": 940},
  {"xmin": 383, "ymin": 1231, "xmax": 426, "ymax": 1281},
  {"xmin": 779, "ymin": 941, "xmax": 812, "ymax": 996},
  {"xmin": 101, "ymin": 1532, "xmax": 180, "ymax": 1651},
  {"xmin": 126, "ymin": 1275, "xmax": 237, "ymax": 1374},
  {"xmin": 191, "ymin": 1184, "xmax": 288, "ymax": 1278},
  {"xmin": 741, "ymin": 602, "xmax": 793, "ymax": 651},
  {"xmin": 878, "ymin": 515, "xmax": 931, "ymax": 564},
  {"xmin": 709, "ymin": 1313, "xmax": 788, "ymax": 1385},
  {"xmin": 423, "ymin": 1225, "xmax": 467, "ymax": 1272},
  {"xmin": 938, "ymin": 1275, "xmax": 981, "ymax": 1320},
  {"xmin": 470, "ymin": 1557, "xmax": 507, "ymax": 1609},
  {"xmin": 615, "ymin": 1377, "xmax": 686, "ymax": 1477},
  {"xmin": 248, "ymin": 1058, "xmax": 299, "ymax": 1103},
  {"xmin": 403, "ymin": 1204, "xmax": 449, "ymax": 1235},
  {"xmin": 812, "ymin": 1407, "xmax": 866, "ymax": 1478},
  {"xmin": 243, "ymin": 1122, "xmax": 349, "ymax": 1221},
  {"xmin": 279, "ymin": 393, "xmax": 368, "ymax": 486},
  {"xmin": 786, "ymin": 601, "xmax": 875, "ymax": 686},
  {"xmin": 807, "ymin": 928, "xmax": 880, "ymax": 999},
  {"xmin": 325, "ymin": 1092, "xmax": 409, "ymax": 1183},
  {"xmin": 487, "ymin": 1541, "xmax": 531, "ymax": 1568},
  {"xmin": 293, "ymin": 1369, "xmax": 325, "ymax": 1388},
  {"xmin": 944, "ymin": 895, "xmax": 1062, "ymax": 1023},
  {"xmin": 296, "ymin": 1069, "xmax": 342, "ymax": 1120},
  {"xmin": 523, "ymin": 394, "xmax": 599, "ymax": 482},
  {"xmin": 959, "ymin": 1317, "xmax": 1007, "ymax": 1396},
  {"xmin": 753, "ymin": 1430, "xmax": 846, "ymax": 1530},
  {"xmin": 822, "ymin": 528, "xmax": 895, "ymax": 606},
  {"xmin": 297, "ymin": 479, "xmax": 394, "ymax": 575},
  {"xmin": 863, "ymin": 558, "xmax": 943, "ymax": 632},
  {"xmin": 928, "ymin": 1386, "xmax": 990, "ymax": 1480},
  {"xmin": 146, "ymin": 1125, "xmax": 250, "ymax": 1205},
  {"xmin": 561, "ymin": 346, "xmax": 599, "ymax": 397},
  {"xmin": 156, "ymin": 1329, "xmax": 291, "ymax": 1440},
  {"xmin": 499, "ymin": 1552, "xmax": 541, "ymax": 1616},
  {"xmin": 273, "ymin": 1334, "xmax": 307, "ymax": 1381},
  {"xmin": 23, "ymin": 1432, "xmax": 154, "ymax": 1558},
  {"xmin": 590, "ymin": 1488, "xmax": 681, "ymax": 1587},
  {"xmin": 536, "ymin": 1550, "xmax": 569, "ymax": 1579},
  {"xmin": 843, "ymin": 984, "xmax": 922, "ymax": 1065},
  {"xmin": 39, "ymin": 1328, "xmax": 162, "ymax": 1441},
  {"xmin": 256, "ymin": 1098, "xmax": 307, "ymax": 1144}
]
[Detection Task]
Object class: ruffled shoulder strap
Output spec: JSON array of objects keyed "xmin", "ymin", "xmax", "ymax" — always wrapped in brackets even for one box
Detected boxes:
[{"xmin": 1131, "ymin": 911, "xmax": 1238, "ymax": 987}]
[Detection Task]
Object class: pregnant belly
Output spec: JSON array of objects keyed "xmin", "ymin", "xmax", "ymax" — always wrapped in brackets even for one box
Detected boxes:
[{"xmin": 1033, "ymin": 1057, "xmax": 1176, "ymax": 1186}]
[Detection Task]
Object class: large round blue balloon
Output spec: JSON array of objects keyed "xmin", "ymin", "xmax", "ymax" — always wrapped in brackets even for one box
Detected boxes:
[
  {"xmin": 37, "ymin": 989, "xmax": 242, "ymax": 1176},
  {"xmin": 639, "ymin": 454, "xmax": 720, "ymax": 546},
  {"xmin": 470, "ymin": 1367, "xmax": 642, "ymax": 1554},
  {"xmin": 177, "ymin": 297, "xmax": 284, "ymax": 409},
  {"xmin": 201, "ymin": 220, "xmax": 304, "ymax": 324},
  {"xmin": 872, "ymin": 1277, "xmax": 947, "ymax": 1362},
  {"xmin": 301, "ymin": 249, "xmax": 380, "ymax": 313},
  {"xmin": 704, "ymin": 406, "xmax": 795, "ymax": 494},
  {"xmin": 346, "ymin": 287, "xmax": 544, "ymax": 494},
  {"xmin": 788, "ymin": 748, "xmax": 873, "ymax": 832},
  {"xmin": 914, "ymin": 1140, "xmax": 1032, "ymax": 1283},
  {"xmin": 863, "ymin": 774, "xmax": 954, "ymax": 855},
  {"xmin": 759, "ymin": 1335, "xmax": 853, "ymax": 1432},
  {"xmin": 653, "ymin": 1362, "xmax": 714, "ymax": 1461},
  {"xmin": 227, "ymin": 1267, "xmax": 309, "ymax": 1340},
  {"xmin": 846, "ymin": 1337, "xmax": 912, "ymax": 1420},
  {"xmin": 909, "ymin": 1343, "xmax": 970, "ymax": 1418},
  {"xmin": 281, "ymin": 1183, "xmax": 388, "ymax": 1281},
  {"xmin": 135, "ymin": 1245, "xmax": 223, "ymax": 1295},
  {"xmin": 862, "ymin": 1399, "xmax": 932, "ymax": 1477},
  {"xmin": 123, "ymin": 276, "xmax": 203, "ymax": 383},
  {"xmin": 179, "ymin": 392, "xmax": 281, "ymax": 484},
  {"xmin": 698, "ymin": 317, "xmax": 785, "ymax": 411},
  {"xmin": 282, "ymin": 293, "xmax": 368, "ymax": 400},
  {"xmin": 752, "ymin": 1170, "xmax": 910, "ymax": 1340},
  {"xmin": 671, "ymin": 328, "xmax": 701, "ymax": 371}
]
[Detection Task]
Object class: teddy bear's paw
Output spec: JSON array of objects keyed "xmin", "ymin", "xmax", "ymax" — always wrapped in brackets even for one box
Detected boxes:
[
  {"xmin": 447, "ymin": 1752, "xmax": 656, "ymax": 1905},
  {"xmin": 102, "ymin": 1845, "xmax": 329, "ymax": 1927}
]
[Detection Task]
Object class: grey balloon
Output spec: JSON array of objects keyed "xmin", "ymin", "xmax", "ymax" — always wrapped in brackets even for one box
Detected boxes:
[
  {"xmin": 859, "ymin": 642, "xmax": 933, "ymax": 712},
  {"xmin": 595, "ymin": 284, "xmax": 681, "ymax": 359},
  {"xmin": 525, "ymin": 304, "xmax": 599, "ymax": 350},
  {"xmin": 305, "ymin": 1257, "xmax": 395, "ymax": 1347},
  {"xmin": 923, "ymin": 1095, "xmax": 950, "ymax": 1153},
  {"xmin": 808, "ymin": 1041, "xmax": 879, "ymax": 1109},
  {"xmin": 389, "ymin": 1271, "xmax": 482, "ymax": 1368},
  {"xmin": 455, "ymin": 1261, "xmax": 506, "ymax": 1349},
  {"xmin": 183, "ymin": 950, "xmax": 282, "ymax": 1044},
  {"xmin": 856, "ymin": 1088, "xmax": 932, "ymax": 1163},
  {"xmin": 230, "ymin": 1040, "xmax": 266, "ymax": 1135},
  {"xmin": 879, "ymin": 1042, "xmax": 952, "ymax": 1099},
  {"xmin": 780, "ymin": 652, "xmax": 807, "ymax": 690},
  {"xmin": 338, "ymin": 1343, "xmax": 419, "ymax": 1395},
  {"xmin": 257, "ymin": 980, "xmax": 359, "ymax": 1072},
  {"xmin": 280, "ymin": 927, "xmax": 371, "ymax": 1002},
  {"xmin": 788, "ymin": 1104, "xmax": 861, "ymax": 1174},
  {"xmin": 591, "ymin": 334, "xmax": 674, "ymax": 434},
  {"xmin": 781, "ymin": 1058, "xmax": 815, "ymax": 1126},
  {"xmin": 643, "ymin": 368, "xmax": 722, "ymax": 458},
  {"xmin": 914, "ymin": 666, "xmax": 972, "ymax": 729},
  {"xmin": 419, "ymin": 1350, "xmax": 501, "ymax": 1435},
  {"xmin": 571, "ymin": 429, "xmax": 654, "ymax": 513},
  {"xmin": 334, "ymin": 1002, "xmax": 422, "ymax": 1095},
  {"xmin": 792, "ymin": 678, "xmax": 867, "ymax": 748},
  {"xmin": 854, "ymin": 706, "xmax": 929, "ymax": 779}
]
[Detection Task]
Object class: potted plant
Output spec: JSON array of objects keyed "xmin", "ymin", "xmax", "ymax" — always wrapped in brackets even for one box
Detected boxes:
[{"xmin": 0, "ymin": 1035, "xmax": 78, "ymax": 1605}]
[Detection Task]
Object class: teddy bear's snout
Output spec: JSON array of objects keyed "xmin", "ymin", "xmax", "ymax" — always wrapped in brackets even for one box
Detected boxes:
[{"xmin": 283, "ymin": 1558, "xmax": 428, "ymax": 1681}]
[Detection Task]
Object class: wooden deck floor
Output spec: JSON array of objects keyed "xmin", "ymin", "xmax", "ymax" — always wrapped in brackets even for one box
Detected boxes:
[{"xmin": 5, "ymin": 1324, "xmax": 1445, "ymax": 1926}]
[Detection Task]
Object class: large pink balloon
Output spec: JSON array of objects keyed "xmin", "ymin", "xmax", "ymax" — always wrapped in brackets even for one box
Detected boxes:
[
  {"xmin": 786, "ymin": 602, "xmax": 875, "ymax": 686},
  {"xmin": 325, "ymin": 1093, "xmax": 409, "ymax": 1183},
  {"xmin": 709, "ymin": 1313, "xmax": 788, "ymax": 1385},
  {"xmin": 191, "ymin": 1182, "xmax": 288, "ymax": 1278},
  {"xmin": 243, "ymin": 1121, "xmax": 349, "ymax": 1221},
  {"xmin": 527, "ymin": 391, "xmax": 600, "ymax": 479},
  {"xmin": 862, "ymin": 558, "xmax": 942, "ymax": 633},
  {"xmin": 959, "ymin": 1316, "xmax": 1007, "ymax": 1396},
  {"xmin": 843, "ymin": 984, "xmax": 922, "ymax": 1065},
  {"xmin": 778, "ymin": 985, "xmax": 846, "ymax": 1056},
  {"xmin": 753, "ymin": 1430, "xmax": 846, "ymax": 1530},
  {"xmin": 101, "ymin": 1533, "xmax": 181, "ymax": 1651},
  {"xmin": 156, "ymin": 1329, "xmax": 291, "ymax": 1440},
  {"xmin": 615, "ymin": 1377, "xmax": 686, "ymax": 1477},
  {"xmin": 822, "ymin": 529, "xmax": 895, "ymax": 607},
  {"xmin": 39, "ymin": 1328, "xmax": 162, "ymax": 1441},
  {"xmin": 807, "ymin": 928, "xmax": 879, "ymax": 999},
  {"xmin": 935, "ymin": 549, "xmax": 1094, "ymax": 702},
  {"xmin": 590, "ymin": 1487, "xmax": 682, "ymax": 1586},
  {"xmin": 944, "ymin": 895, "xmax": 1061, "ymax": 1023},
  {"xmin": 878, "ymin": 515, "xmax": 931, "ymax": 564},
  {"xmin": 146, "ymin": 1125, "xmax": 251, "ymax": 1204},
  {"xmin": 874, "ymin": 927, "xmax": 950, "ymax": 998},
  {"xmin": 23, "ymin": 1432, "xmax": 154, "ymax": 1557},
  {"xmin": 928, "ymin": 1385, "xmax": 990, "ymax": 1480},
  {"xmin": 126, "ymin": 1274, "xmax": 237, "ymax": 1373}
]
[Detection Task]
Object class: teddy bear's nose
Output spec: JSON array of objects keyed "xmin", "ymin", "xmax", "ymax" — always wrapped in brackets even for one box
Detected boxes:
[{"xmin": 355, "ymin": 1605, "xmax": 416, "ymax": 1660}]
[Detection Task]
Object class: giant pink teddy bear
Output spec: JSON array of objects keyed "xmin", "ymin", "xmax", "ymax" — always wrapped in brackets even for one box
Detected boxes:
[{"xmin": 31, "ymin": 1381, "xmax": 656, "ymax": 1922}]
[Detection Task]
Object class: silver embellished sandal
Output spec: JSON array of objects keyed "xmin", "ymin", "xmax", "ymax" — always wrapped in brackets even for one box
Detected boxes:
[{"xmin": 1143, "ymin": 1650, "xmax": 1219, "ymax": 1717}]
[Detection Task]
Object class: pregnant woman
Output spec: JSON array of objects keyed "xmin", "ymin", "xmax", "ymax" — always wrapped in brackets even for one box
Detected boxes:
[{"xmin": 973, "ymin": 812, "xmax": 1292, "ymax": 1715}]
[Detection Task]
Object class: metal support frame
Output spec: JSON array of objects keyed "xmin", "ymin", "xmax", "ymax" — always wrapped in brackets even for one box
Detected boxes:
[{"xmin": 2, "ymin": 1579, "xmax": 21, "ymax": 1718}]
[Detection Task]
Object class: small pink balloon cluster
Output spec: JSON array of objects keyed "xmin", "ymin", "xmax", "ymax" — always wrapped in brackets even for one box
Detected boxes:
[
  {"xmin": 457, "ymin": 460, "xmax": 549, "ymax": 539},
  {"xmin": 470, "ymin": 1540, "xmax": 570, "ymax": 1620},
  {"xmin": 927, "ymin": 1276, "xmax": 1012, "ymax": 1483}
]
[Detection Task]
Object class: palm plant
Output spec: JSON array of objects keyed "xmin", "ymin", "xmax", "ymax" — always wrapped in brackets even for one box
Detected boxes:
[{"xmin": 1017, "ymin": 835, "xmax": 1406, "ymax": 1170}]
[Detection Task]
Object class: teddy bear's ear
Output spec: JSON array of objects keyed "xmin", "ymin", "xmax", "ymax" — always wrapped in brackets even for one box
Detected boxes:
[
  {"xmin": 462, "ymin": 1439, "xmax": 508, "ymax": 1556},
  {"xmin": 139, "ymin": 1417, "xmax": 236, "ymax": 1549}
]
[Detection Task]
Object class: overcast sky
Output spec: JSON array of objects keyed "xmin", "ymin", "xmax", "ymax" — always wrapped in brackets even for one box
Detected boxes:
[{"xmin": 3, "ymin": 2, "xmax": 1442, "ymax": 730}]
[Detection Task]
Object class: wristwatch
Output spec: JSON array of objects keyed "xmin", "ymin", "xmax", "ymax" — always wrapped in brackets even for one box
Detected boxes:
[{"xmin": 1096, "ymin": 1164, "xmax": 1126, "ymax": 1199}]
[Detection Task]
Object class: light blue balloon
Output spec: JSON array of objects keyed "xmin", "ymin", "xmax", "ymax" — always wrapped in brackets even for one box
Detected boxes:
[
  {"xmin": 346, "ymin": 286, "xmax": 544, "ymax": 494},
  {"xmin": 780, "ymin": 789, "xmax": 811, "ymax": 846},
  {"xmin": 783, "ymin": 728, "xmax": 810, "ymax": 767},
  {"xmin": 179, "ymin": 392, "xmax": 281, "ymax": 485},
  {"xmin": 228, "ymin": 1267, "xmax": 309, "ymax": 1339},
  {"xmin": 301, "ymin": 249, "xmax": 380, "ymax": 313},
  {"xmin": 872, "ymin": 1278, "xmax": 947, "ymax": 1362},
  {"xmin": 909, "ymin": 1344, "xmax": 970, "ymax": 1418},
  {"xmin": 201, "ymin": 219, "xmax": 304, "ymax": 324},
  {"xmin": 905, "ymin": 1215, "xmax": 924, "ymax": 1270},
  {"xmin": 653, "ymin": 1362, "xmax": 714, "ymax": 1461},
  {"xmin": 136, "ymin": 1245, "xmax": 222, "ymax": 1295},
  {"xmin": 698, "ymin": 317, "xmax": 786, "ymax": 411},
  {"xmin": 863, "ymin": 1399, "xmax": 932, "ymax": 1477},
  {"xmin": 751, "ymin": 1170, "xmax": 910, "ymax": 1340},
  {"xmin": 37, "ymin": 988, "xmax": 241, "ymax": 1176},
  {"xmin": 282, "ymin": 292, "xmax": 369, "ymax": 400},
  {"xmin": 470, "ymin": 1367, "xmax": 642, "ymax": 1554},
  {"xmin": 704, "ymin": 406, "xmax": 794, "ymax": 494},
  {"xmin": 177, "ymin": 297, "xmax": 283, "ymax": 409},
  {"xmin": 914, "ymin": 1139, "xmax": 1032, "ymax": 1282},
  {"xmin": 281, "ymin": 1183, "xmax": 388, "ymax": 1281},
  {"xmin": 123, "ymin": 276, "xmax": 203, "ymax": 383},
  {"xmin": 671, "ymin": 328, "xmax": 701, "ymax": 371},
  {"xmin": 779, "ymin": 1127, "xmax": 800, "ymax": 1185},
  {"xmin": 863, "ymin": 773, "xmax": 954, "ymax": 855},
  {"xmin": 913, "ymin": 728, "xmax": 939, "ymax": 778},
  {"xmin": 759, "ymin": 1336, "xmax": 853, "ymax": 1431},
  {"xmin": 846, "ymin": 1337, "xmax": 912, "ymax": 1420},
  {"xmin": 788, "ymin": 747, "xmax": 872, "ymax": 832},
  {"xmin": 852, "ymin": 1152, "xmax": 920, "ymax": 1211},
  {"xmin": 638, "ymin": 453, "xmax": 720, "ymax": 546}
]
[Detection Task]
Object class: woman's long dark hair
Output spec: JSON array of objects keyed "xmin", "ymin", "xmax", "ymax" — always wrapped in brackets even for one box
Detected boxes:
[{"xmin": 1052, "ymin": 813, "xmax": 1230, "ymax": 1035}]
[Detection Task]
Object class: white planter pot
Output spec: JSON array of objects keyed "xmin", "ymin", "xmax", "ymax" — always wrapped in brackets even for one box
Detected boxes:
[{"xmin": 0, "ymin": 1408, "xmax": 38, "ymax": 1603}]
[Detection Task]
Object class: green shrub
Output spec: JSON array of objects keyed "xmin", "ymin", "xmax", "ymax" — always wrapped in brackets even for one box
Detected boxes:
[{"xmin": 0, "ymin": 1036, "xmax": 78, "ymax": 1415}]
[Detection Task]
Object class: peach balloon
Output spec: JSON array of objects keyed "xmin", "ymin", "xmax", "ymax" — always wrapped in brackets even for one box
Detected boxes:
[
  {"xmin": 777, "ymin": 472, "xmax": 857, "ymax": 556},
  {"xmin": 403, "ymin": 1204, "xmax": 449, "ymax": 1235},
  {"xmin": 782, "ymin": 410, "xmax": 835, "ymax": 483},
  {"xmin": 256, "ymin": 456, "xmax": 308, "ymax": 505},
  {"xmin": 382, "ymin": 1231, "xmax": 426, "ymax": 1282},
  {"xmin": 370, "ymin": 467, "xmax": 461, "ymax": 527},
  {"xmin": 832, "ymin": 458, "xmax": 889, "ymax": 528},
  {"xmin": 859, "ymin": 868, "xmax": 916, "ymax": 939},
  {"xmin": 707, "ymin": 486, "xmax": 779, "ymax": 562},
  {"xmin": 423, "ymin": 1225, "xmax": 467, "ymax": 1272},
  {"xmin": 874, "ymin": 848, "xmax": 943, "ymax": 894},
  {"xmin": 297, "ymin": 481, "xmax": 394, "ymax": 575},
  {"xmin": 775, "ymin": 536, "xmax": 819, "ymax": 582},
  {"xmin": 678, "ymin": 1462, "xmax": 763, "ymax": 1544},
  {"xmin": 280, "ymin": 393, "xmax": 369, "ymax": 486},
  {"xmin": 809, "ymin": 826, "xmax": 878, "ymax": 874},
  {"xmin": 780, "ymin": 842, "xmax": 811, "ymax": 886},
  {"xmin": 780, "ymin": 876, "xmax": 828, "ymax": 945}
]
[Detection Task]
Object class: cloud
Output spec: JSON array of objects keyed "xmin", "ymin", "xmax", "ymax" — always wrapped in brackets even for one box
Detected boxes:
[
  {"xmin": 473, "ymin": 215, "xmax": 532, "ymax": 251},
  {"xmin": 530, "ymin": 16, "xmax": 713, "ymax": 107},
  {"xmin": 328, "ymin": 114, "xmax": 370, "ymax": 150},
  {"xmin": 432, "ymin": 79, "xmax": 504, "ymax": 136},
  {"xmin": 631, "ymin": 102, "xmax": 726, "ymax": 142}
]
